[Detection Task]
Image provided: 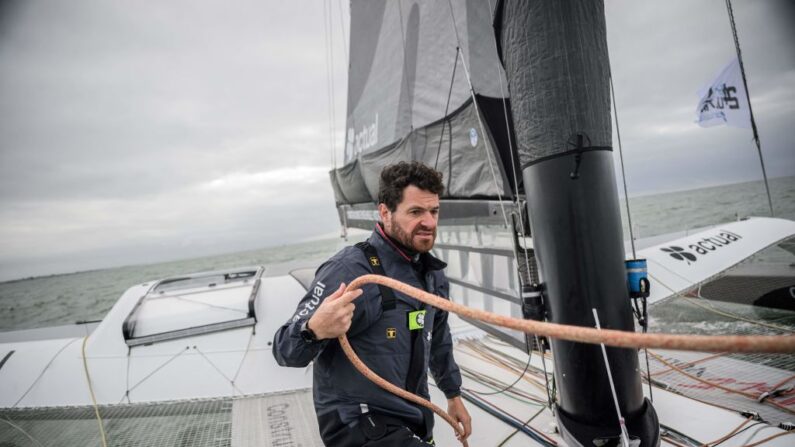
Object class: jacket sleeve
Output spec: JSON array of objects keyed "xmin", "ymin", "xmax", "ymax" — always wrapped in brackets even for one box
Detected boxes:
[
  {"xmin": 272, "ymin": 256, "xmax": 376, "ymax": 367},
  {"xmin": 429, "ymin": 277, "xmax": 462, "ymax": 399}
]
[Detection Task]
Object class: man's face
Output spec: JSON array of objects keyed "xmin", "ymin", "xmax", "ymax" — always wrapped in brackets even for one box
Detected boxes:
[{"xmin": 379, "ymin": 185, "xmax": 440, "ymax": 253}]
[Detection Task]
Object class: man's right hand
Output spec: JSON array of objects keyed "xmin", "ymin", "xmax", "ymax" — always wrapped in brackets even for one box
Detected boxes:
[{"xmin": 307, "ymin": 283, "xmax": 362, "ymax": 340}]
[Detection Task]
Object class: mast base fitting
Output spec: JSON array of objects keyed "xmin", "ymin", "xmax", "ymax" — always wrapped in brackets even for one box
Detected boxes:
[{"xmin": 556, "ymin": 398, "xmax": 660, "ymax": 447}]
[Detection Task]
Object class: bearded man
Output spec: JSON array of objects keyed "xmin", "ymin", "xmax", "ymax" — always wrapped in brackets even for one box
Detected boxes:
[{"xmin": 273, "ymin": 161, "xmax": 471, "ymax": 446}]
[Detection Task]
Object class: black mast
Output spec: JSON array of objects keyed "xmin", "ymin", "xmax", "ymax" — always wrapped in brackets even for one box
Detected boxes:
[{"xmin": 495, "ymin": 1, "xmax": 659, "ymax": 445}]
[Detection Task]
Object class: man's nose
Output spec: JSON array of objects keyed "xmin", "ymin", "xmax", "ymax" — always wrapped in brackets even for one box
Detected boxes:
[{"xmin": 420, "ymin": 212, "xmax": 437, "ymax": 228}]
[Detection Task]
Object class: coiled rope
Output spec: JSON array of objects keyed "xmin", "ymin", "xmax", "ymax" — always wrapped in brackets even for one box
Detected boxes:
[{"xmin": 338, "ymin": 274, "xmax": 795, "ymax": 442}]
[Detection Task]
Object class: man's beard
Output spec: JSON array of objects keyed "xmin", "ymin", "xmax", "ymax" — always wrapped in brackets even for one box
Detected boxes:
[{"xmin": 389, "ymin": 215, "xmax": 436, "ymax": 253}]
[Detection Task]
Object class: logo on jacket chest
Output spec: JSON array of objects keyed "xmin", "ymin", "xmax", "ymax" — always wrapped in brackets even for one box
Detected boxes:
[
  {"xmin": 386, "ymin": 327, "xmax": 397, "ymax": 339},
  {"xmin": 408, "ymin": 310, "xmax": 426, "ymax": 330}
]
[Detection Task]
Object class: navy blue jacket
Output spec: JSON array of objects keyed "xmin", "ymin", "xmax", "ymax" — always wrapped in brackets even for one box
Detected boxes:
[{"xmin": 272, "ymin": 226, "xmax": 462, "ymax": 436}]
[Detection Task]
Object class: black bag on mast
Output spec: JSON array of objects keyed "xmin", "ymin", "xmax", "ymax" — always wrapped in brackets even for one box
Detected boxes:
[{"xmin": 495, "ymin": 1, "xmax": 660, "ymax": 445}]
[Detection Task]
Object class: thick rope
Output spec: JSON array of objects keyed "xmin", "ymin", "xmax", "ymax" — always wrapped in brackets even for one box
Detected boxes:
[
  {"xmin": 345, "ymin": 275, "xmax": 795, "ymax": 354},
  {"xmin": 338, "ymin": 275, "xmax": 795, "ymax": 441}
]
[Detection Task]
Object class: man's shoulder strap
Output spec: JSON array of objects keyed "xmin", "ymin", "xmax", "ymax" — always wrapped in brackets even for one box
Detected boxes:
[{"xmin": 354, "ymin": 241, "xmax": 396, "ymax": 311}]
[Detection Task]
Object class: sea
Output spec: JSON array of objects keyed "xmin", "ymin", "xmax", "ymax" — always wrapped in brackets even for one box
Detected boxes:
[{"xmin": 1, "ymin": 176, "xmax": 794, "ymax": 333}]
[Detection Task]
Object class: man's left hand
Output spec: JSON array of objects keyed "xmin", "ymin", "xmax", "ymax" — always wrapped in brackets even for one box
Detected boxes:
[{"xmin": 447, "ymin": 396, "xmax": 472, "ymax": 446}]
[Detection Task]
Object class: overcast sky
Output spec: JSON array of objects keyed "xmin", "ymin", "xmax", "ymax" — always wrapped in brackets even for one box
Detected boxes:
[{"xmin": 0, "ymin": 0, "xmax": 793, "ymax": 281}]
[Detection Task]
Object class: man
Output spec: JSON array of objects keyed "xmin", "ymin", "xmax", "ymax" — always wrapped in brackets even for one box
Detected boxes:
[{"xmin": 273, "ymin": 162, "xmax": 472, "ymax": 446}]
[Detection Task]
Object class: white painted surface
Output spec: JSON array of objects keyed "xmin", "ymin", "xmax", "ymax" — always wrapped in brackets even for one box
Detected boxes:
[
  {"xmin": 0, "ymin": 272, "xmax": 313, "ymax": 407},
  {"xmin": 642, "ymin": 217, "xmax": 795, "ymax": 304}
]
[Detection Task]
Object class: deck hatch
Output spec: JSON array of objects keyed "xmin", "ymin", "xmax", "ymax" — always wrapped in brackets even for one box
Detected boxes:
[{"xmin": 123, "ymin": 267, "xmax": 263, "ymax": 347}]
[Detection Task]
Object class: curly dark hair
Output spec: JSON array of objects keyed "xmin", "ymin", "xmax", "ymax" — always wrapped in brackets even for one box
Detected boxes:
[{"xmin": 378, "ymin": 161, "xmax": 444, "ymax": 211}]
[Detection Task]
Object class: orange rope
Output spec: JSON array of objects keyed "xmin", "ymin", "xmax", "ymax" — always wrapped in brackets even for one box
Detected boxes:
[
  {"xmin": 346, "ymin": 275, "xmax": 795, "ymax": 354},
  {"xmin": 766, "ymin": 373, "xmax": 795, "ymax": 395},
  {"xmin": 742, "ymin": 431, "xmax": 793, "ymax": 447},
  {"xmin": 702, "ymin": 417, "xmax": 751, "ymax": 446},
  {"xmin": 338, "ymin": 275, "xmax": 795, "ymax": 441}
]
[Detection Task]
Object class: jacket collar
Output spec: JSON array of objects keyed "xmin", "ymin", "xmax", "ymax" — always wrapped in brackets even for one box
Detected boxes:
[{"xmin": 370, "ymin": 223, "xmax": 447, "ymax": 271}]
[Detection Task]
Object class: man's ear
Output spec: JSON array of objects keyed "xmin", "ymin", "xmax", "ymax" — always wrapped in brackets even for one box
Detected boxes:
[{"xmin": 378, "ymin": 203, "xmax": 390, "ymax": 226}]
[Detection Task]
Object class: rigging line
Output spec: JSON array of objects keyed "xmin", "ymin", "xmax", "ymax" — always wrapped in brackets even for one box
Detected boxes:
[
  {"xmin": 648, "ymin": 269, "xmax": 795, "ymax": 333},
  {"xmin": 328, "ymin": 0, "xmax": 338, "ymax": 167},
  {"xmin": 684, "ymin": 295, "xmax": 795, "ymax": 333},
  {"xmin": 740, "ymin": 430, "xmax": 794, "ymax": 447},
  {"xmin": 12, "ymin": 337, "xmax": 79, "ymax": 408},
  {"xmin": 81, "ymin": 336, "xmax": 108, "ymax": 447},
  {"xmin": 459, "ymin": 371, "xmax": 544, "ymax": 406},
  {"xmin": 660, "ymin": 425, "xmax": 703, "ymax": 447},
  {"xmin": 593, "ymin": 309, "xmax": 632, "ymax": 447},
  {"xmin": 483, "ymin": 0, "xmax": 537, "ymax": 319},
  {"xmin": 461, "ymin": 339, "xmax": 551, "ymax": 401},
  {"xmin": 485, "ymin": 0, "xmax": 519, "ymax": 198},
  {"xmin": 336, "ymin": 0, "xmax": 348, "ymax": 67},
  {"xmin": 610, "ymin": 74, "xmax": 637, "ymax": 259},
  {"xmin": 724, "ymin": 0, "xmax": 774, "ymax": 218},
  {"xmin": 465, "ymin": 351, "xmax": 532, "ymax": 396},
  {"xmin": 126, "ymin": 346, "xmax": 189, "ymax": 394},
  {"xmin": 703, "ymin": 417, "xmax": 753, "ymax": 447},
  {"xmin": 483, "ymin": 0, "xmax": 535, "ymax": 287},
  {"xmin": 710, "ymin": 422, "xmax": 770, "ymax": 447},
  {"xmin": 124, "ymin": 347, "xmax": 131, "ymax": 404},
  {"xmin": 462, "ymin": 340, "xmax": 542, "ymax": 380},
  {"xmin": 649, "ymin": 351, "xmax": 726, "ymax": 378},
  {"xmin": 323, "ymin": 0, "xmax": 336, "ymax": 168},
  {"xmin": 497, "ymin": 406, "xmax": 547, "ymax": 447},
  {"xmin": 174, "ymin": 296, "xmax": 248, "ymax": 314},
  {"xmin": 537, "ymin": 335, "xmax": 556, "ymax": 411},
  {"xmin": 463, "ymin": 390, "xmax": 558, "ymax": 446},
  {"xmin": 194, "ymin": 346, "xmax": 245, "ymax": 396},
  {"xmin": 661, "ymin": 424, "xmax": 704, "ymax": 447},
  {"xmin": 445, "ymin": 1, "xmax": 511, "ymax": 229},
  {"xmin": 0, "ymin": 417, "xmax": 46, "ymax": 447},
  {"xmin": 639, "ymin": 297, "xmax": 654, "ymax": 401},
  {"xmin": 434, "ymin": 48, "xmax": 459, "ymax": 172},
  {"xmin": 604, "ymin": 0, "xmax": 639, "ymax": 258},
  {"xmin": 396, "ymin": 0, "xmax": 412, "ymax": 133},
  {"xmin": 231, "ymin": 327, "xmax": 256, "ymax": 388},
  {"xmin": 766, "ymin": 373, "xmax": 795, "ymax": 395},
  {"xmin": 457, "ymin": 342, "xmax": 547, "ymax": 390}
]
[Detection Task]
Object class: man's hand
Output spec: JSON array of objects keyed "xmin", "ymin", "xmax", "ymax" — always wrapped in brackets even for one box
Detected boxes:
[
  {"xmin": 448, "ymin": 396, "xmax": 472, "ymax": 446},
  {"xmin": 306, "ymin": 283, "xmax": 362, "ymax": 340}
]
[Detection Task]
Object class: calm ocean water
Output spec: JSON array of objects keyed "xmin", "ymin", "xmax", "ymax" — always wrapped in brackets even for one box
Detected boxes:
[{"xmin": 1, "ymin": 176, "xmax": 793, "ymax": 332}]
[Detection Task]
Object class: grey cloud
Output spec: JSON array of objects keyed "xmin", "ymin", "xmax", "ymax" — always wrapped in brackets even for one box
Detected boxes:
[{"xmin": 1, "ymin": 0, "xmax": 793, "ymax": 281}]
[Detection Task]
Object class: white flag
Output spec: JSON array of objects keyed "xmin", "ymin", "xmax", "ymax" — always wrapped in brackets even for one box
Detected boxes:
[{"xmin": 695, "ymin": 58, "xmax": 750, "ymax": 128}]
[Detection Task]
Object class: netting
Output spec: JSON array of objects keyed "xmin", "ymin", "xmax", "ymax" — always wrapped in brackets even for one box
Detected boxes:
[
  {"xmin": 646, "ymin": 290, "xmax": 795, "ymax": 426},
  {"xmin": 0, "ymin": 389, "xmax": 322, "ymax": 447}
]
